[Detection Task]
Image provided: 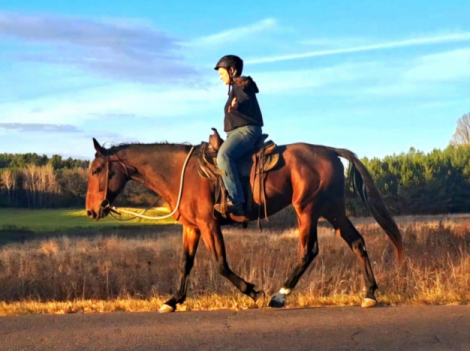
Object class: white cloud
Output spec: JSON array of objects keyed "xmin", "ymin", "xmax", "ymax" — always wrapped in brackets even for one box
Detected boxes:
[
  {"xmin": 363, "ymin": 48, "xmax": 470, "ymax": 97},
  {"xmin": 0, "ymin": 11, "xmax": 198, "ymax": 83},
  {"xmin": 190, "ymin": 18, "xmax": 278, "ymax": 46},
  {"xmin": 255, "ymin": 62, "xmax": 378, "ymax": 94},
  {"xmin": 5, "ymin": 46, "xmax": 469, "ymax": 128},
  {"xmin": 0, "ymin": 60, "xmax": 378, "ymax": 126},
  {"xmin": 246, "ymin": 32, "xmax": 470, "ymax": 64},
  {"xmin": 403, "ymin": 48, "xmax": 470, "ymax": 82},
  {"xmin": 0, "ymin": 83, "xmax": 224, "ymax": 125},
  {"xmin": 8, "ymin": 48, "xmax": 466, "ymax": 128},
  {"xmin": 298, "ymin": 36, "xmax": 370, "ymax": 48},
  {"xmin": 0, "ymin": 123, "xmax": 81, "ymax": 133}
]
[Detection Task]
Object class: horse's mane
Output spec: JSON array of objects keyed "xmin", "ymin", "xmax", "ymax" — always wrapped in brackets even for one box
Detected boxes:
[{"xmin": 107, "ymin": 141, "xmax": 196, "ymax": 154}]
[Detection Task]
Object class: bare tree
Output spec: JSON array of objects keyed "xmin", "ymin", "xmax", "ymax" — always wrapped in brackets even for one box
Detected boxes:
[
  {"xmin": 1, "ymin": 170, "xmax": 14, "ymax": 206},
  {"xmin": 22, "ymin": 164, "xmax": 40, "ymax": 208},
  {"xmin": 41, "ymin": 164, "xmax": 59, "ymax": 207},
  {"xmin": 451, "ymin": 113, "xmax": 470, "ymax": 145}
]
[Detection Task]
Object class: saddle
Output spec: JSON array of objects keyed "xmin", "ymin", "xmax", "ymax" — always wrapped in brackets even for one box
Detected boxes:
[{"xmin": 197, "ymin": 128, "xmax": 280, "ymax": 224}]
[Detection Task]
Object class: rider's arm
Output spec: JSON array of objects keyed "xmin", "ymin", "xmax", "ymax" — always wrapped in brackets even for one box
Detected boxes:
[{"xmin": 232, "ymin": 85, "xmax": 252, "ymax": 115}]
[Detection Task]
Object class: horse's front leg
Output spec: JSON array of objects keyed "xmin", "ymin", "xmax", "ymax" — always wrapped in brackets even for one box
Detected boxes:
[
  {"xmin": 159, "ymin": 226, "xmax": 200, "ymax": 313},
  {"xmin": 198, "ymin": 220, "xmax": 265, "ymax": 308}
]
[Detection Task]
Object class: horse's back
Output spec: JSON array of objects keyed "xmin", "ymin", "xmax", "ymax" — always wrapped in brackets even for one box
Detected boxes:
[
  {"xmin": 281, "ymin": 143, "xmax": 345, "ymax": 173},
  {"xmin": 275, "ymin": 143, "xmax": 346, "ymax": 193}
]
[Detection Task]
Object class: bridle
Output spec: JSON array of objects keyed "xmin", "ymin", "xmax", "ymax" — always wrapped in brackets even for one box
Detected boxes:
[
  {"xmin": 98, "ymin": 151, "xmax": 135, "ymax": 216},
  {"xmin": 97, "ymin": 146, "xmax": 195, "ymax": 221}
]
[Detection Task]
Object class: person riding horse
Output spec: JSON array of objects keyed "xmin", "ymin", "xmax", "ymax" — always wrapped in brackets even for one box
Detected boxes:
[{"xmin": 214, "ymin": 55, "xmax": 264, "ymax": 216}]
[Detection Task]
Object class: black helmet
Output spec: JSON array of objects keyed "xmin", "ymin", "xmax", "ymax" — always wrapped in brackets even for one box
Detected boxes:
[{"xmin": 214, "ymin": 55, "xmax": 243, "ymax": 77}]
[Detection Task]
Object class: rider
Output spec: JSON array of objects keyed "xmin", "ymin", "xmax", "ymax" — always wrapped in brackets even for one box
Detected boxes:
[{"xmin": 213, "ymin": 55, "xmax": 264, "ymax": 216}]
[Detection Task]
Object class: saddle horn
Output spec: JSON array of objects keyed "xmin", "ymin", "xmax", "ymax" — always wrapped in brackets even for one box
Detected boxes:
[{"xmin": 209, "ymin": 128, "xmax": 223, "ymax": 151}]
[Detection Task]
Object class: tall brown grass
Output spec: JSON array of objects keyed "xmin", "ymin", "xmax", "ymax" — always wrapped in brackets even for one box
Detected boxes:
[{"xmin": 1, "ymin": 213, "xmax": 470, "ymax": 315}]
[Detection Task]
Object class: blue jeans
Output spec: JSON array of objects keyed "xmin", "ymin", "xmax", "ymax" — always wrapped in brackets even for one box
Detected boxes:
[{"xmin": 217, "ymin": 125, "xmax": 262, "ymax": 205}]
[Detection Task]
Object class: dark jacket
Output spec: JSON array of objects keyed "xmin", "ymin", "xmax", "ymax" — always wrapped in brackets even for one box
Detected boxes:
[{"xmin": 224, "ymin": 76, "xmax": 264, "ymax": 132}]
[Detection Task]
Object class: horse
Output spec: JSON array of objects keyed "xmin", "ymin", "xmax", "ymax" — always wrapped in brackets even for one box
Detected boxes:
[{"xmin": 86, "ymin": 138, "xmax": 404, "ymax": 312}]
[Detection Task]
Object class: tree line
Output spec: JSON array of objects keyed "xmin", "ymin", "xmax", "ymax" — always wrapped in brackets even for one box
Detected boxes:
[
  {"xmin": 346, "ymin": 113, "xmax": 470, "ymax": 215},
  {"xmin": 0, "ymin": 153, "xmax": 157, "ymax": 209},
  {"xmin": 1, "ymin": 113, "xmax": 469, "ymax": 213},
  {"xmin": 347, "ymin": 145, "xmax": 470, "ymax": 216},
  {"xmin": 1, "ymin": 146, "xmax": 470, "ymax": 214}
]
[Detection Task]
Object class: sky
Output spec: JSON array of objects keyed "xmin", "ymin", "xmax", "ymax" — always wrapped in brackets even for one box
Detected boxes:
[{"xmin": 1, "ymin": 0, "xmax": 469, "ymax": 159}]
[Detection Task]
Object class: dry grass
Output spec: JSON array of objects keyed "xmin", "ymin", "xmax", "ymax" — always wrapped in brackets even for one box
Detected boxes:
[{"xmin": 1, "ymin": 214, "xmax": 470, "ymax": 316}]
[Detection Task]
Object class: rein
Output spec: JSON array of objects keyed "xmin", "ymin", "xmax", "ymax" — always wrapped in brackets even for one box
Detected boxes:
[{"xmin": 100, "ymin": 146, "xmax": 195, "ymax": 221}]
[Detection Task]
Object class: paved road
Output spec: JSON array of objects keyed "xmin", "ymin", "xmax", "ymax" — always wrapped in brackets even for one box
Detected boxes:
[{"xmin": 1, "ymin": 305, "xmax": 469, "ymax": 351}]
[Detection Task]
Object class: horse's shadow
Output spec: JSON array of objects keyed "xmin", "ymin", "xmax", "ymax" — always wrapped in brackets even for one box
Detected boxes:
[{"xmin": 0, "ymin": 224, "xmax": 181, "ymax": 248}]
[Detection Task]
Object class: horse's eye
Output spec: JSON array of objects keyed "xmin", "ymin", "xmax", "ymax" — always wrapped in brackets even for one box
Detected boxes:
[{"xmin": 92, "ymin": 169, "xmax": 100, "ymax": 176}]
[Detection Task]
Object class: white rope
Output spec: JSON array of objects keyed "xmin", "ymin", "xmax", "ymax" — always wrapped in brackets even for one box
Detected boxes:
[{"xmin": 111, "ymin": 146, "xmax": 195, "ymax": 220}]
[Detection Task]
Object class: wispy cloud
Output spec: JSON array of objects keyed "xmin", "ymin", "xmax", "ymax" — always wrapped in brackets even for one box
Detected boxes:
[
  {"xmin": 403, "ymin": 48, "xmax": 470, "ymax": 82},
  {"xmin": 0, "ymin": 123, "xmax": 81, "ymax": 133},
  {"xmin": 0, "ymin": 11, "xmax": 198, "ymax": 84},
  {"xmin": 298, "ymin": 36, "xmax": 369, "ymax": 48},
  {"xmin": 246, "ymin": 32, "xmax": 470, "ymax": 64},
  {"xmin": 0, "ymin": 82, "xmax": 223, "ymax": 125},
  {"xmin": 364, "ymin": 48, "xmax": 470, "ymax": 97},
  {"xmin": 255, "ymin": 62, "xmax": 377, "ymax": 94},
  {"xmin": 5, "ymin": 47, "xmax": 468, "ymax": 126},
  {"xmin": 190, "ymin": 18, "xmax": 277, "ymax": 46}
]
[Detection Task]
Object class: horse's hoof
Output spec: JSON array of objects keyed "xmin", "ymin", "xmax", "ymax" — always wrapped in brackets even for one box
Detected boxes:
[
  {"xmin": 159, "ymin": 304, "xmax": 176, "ymax": 313},
  {"xmin": 268, "ymin": 293, "xmax": 286, "ymax": 308},
  {"xmin": 361, "ymin": 298, "xmax": 377, "ymax": 308},
  {"xmin": 255, "ymin": 290, "xmax": 266, "ymax": 309}
]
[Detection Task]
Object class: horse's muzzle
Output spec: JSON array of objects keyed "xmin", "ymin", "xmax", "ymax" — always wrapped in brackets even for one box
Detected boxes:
[
  {"xmin": 87, "ymin": 210, "xmax": 97, "ymax": 219},
  {"xmin": 86, "ymin": 208, "xmax": 109, "ymax": 221}
]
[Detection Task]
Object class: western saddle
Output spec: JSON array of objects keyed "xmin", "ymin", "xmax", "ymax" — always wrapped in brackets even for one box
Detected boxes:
[{"xmin": 197, "ymin": 128, "xmax": 280, "ymax": 225}]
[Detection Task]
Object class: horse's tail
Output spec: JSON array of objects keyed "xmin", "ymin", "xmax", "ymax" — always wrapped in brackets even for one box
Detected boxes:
[{"xmin": 334, "ymin": 148, "xmax": 404, "ymax": 261}]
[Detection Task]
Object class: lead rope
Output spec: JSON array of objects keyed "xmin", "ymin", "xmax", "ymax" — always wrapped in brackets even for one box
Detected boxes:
[
  {"xmin": 109, "ymin": 146, "xmax": 195, "ymax": 220},
  {"xmin": 108, "ymin": 196, "xmax": 162, "ymax": 222}
]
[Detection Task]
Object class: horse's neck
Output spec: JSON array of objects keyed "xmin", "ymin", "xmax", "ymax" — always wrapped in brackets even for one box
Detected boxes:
[{"xmin": 121, "ymin": 146, "xmax": 186, "ymax": 207}]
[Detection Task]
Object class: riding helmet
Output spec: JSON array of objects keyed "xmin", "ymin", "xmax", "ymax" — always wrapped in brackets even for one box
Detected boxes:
[{"xmin": 214, "ymin": 55, "xmax": 243, "ymax": 77}]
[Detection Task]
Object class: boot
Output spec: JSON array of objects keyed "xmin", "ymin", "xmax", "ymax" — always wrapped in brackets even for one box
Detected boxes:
[{"xmin": 214, "ymin": 200, "xmax": 245, "ymax": 217}]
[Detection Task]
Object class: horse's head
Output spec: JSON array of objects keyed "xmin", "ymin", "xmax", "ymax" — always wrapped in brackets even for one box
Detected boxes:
[{"xmin": 86, "ymin": 138, "xmax": 130, "ymax": 221}]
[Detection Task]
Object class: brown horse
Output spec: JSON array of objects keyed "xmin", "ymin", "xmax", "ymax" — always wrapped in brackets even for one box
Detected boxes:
[{"xmin": 86, "ymin": 138, "xmax": 403, "ymax": 312}]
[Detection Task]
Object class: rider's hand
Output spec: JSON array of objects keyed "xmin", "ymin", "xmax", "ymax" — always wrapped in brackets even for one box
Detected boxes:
[{"xmin": 228, "ymin": 97, "xmax": 238, "ymax": 113}]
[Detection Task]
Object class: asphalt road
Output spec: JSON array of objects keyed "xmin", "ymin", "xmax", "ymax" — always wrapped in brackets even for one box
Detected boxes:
[{"xmin": 1, "ymin": 305, "xmax": 469, "ymax": 351}]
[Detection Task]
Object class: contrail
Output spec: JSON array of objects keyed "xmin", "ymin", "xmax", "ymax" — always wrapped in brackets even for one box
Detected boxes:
[{"xmin": 246, "ymin": 32, "xmax": 470, "ymax": 64}]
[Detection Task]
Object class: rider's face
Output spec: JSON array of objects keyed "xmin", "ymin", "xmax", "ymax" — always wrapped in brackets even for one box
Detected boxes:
[{"xmin": 218, "ymin": 68, "xmax": 231, "ymax": 85}]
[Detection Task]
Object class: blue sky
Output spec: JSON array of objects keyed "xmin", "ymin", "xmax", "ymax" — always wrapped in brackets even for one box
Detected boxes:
[{"xmin": 1, "ymin": 0, "xmax": 469, "ymax": 159}]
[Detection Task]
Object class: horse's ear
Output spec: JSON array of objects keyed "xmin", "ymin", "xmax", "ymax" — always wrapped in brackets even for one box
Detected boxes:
[{"xmin": 92, "ymin": 138, "xmax": 106, "ymax": 155}]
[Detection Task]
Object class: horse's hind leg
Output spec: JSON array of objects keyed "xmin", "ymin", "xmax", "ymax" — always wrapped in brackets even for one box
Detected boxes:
[
  {"xmin": 159, "ymin": 226, "xmax": 200, "ymax": 313},
  {"xmin": 327, "ymin": 214, "xmax": 378, "ymax": 307},
  {"xmin": 198, "ymin": 220, "xmax": 266, "ymax": 308},
  {"xmin": 269, "ymin": 206, "xmax": 320, "ymax": 308}
]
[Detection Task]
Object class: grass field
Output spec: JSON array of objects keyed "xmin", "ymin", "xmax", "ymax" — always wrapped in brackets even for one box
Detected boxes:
[
  {"xmin": 1, "ymin": 212, "xmax": 470, "ymax": 315},
  {"xmin": 0, "ymin": 208, "xmax": 177, "ymax": 232}
]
